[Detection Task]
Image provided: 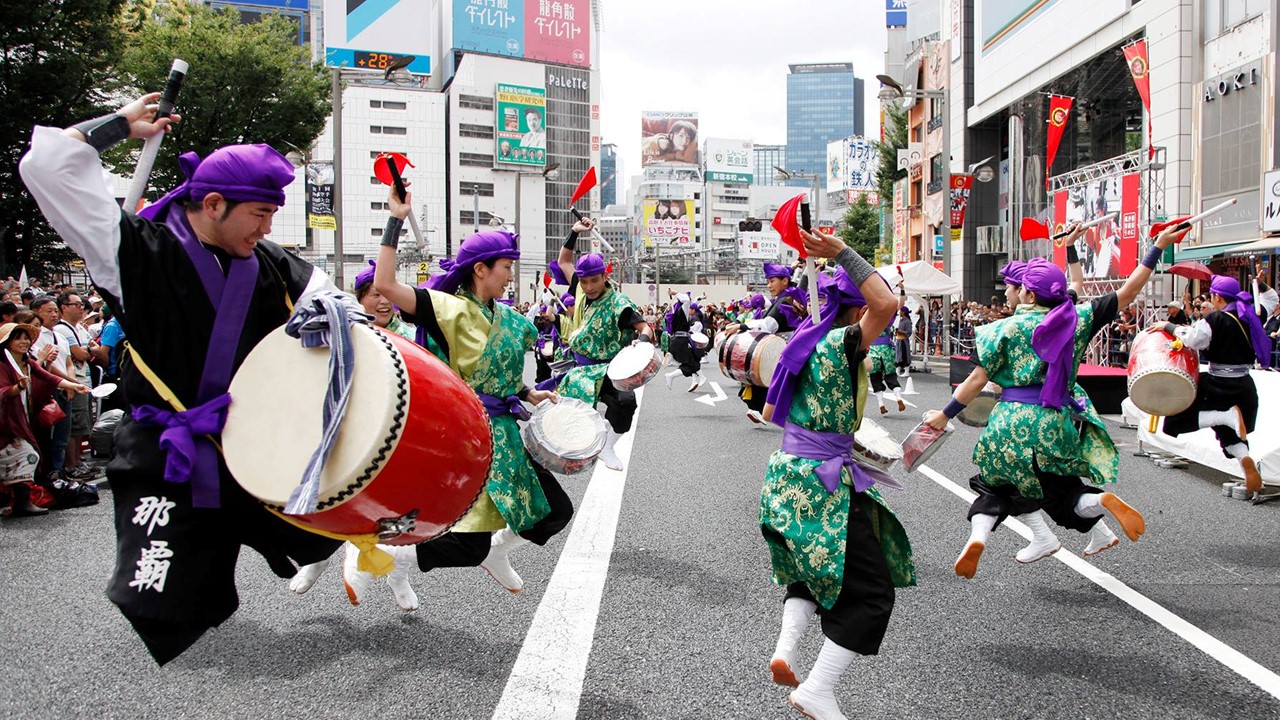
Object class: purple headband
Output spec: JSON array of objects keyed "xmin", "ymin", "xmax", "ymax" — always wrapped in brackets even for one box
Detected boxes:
[
  {"xmin": 576, "ymin": 253, "xmax": 606, "ymax": 278},
  {"xmin": 1211, "ymin": 275, "xmax": 1271, "ymax": 367},
  {"xmin": 140, "ymin": 144, "xmax": 295, "ymax": 221},
  {"xmin": 748, "ymin": 293, "xmax": 766, "ymax": 309},
  {"xmin": 496, "ymin": 298, "xmax": 515, "ymax": 307},
  {"xmin": 427, "ymin": 230, "xmax": 520, "ymax": 295},
  {"xmin": 1000, "ymin": 260, "xmax": 1027, "ymax": 287},
  {"xmin": 767, "ymin": 269, "xmax": 871, "ymax": 426},
  {"xmin": 561, "ymin": 293, "xmax": 575, "ymax": 308},
  {"xmin": 1022, "ymin": 258, "xmax": 1076, "ymax": 409},
  {"xmin": 354, "ymin": 260, "xmax": 376, "ymax": 290},
  {"xmin": 763, "ymin": 262, "xmax": 792, "ymax": 280},
  {"xmin": 548, "ymin": 261, "xmax": 568, "ymax": 286}
]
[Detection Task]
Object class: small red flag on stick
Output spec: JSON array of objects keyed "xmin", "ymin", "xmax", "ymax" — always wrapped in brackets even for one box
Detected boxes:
[
  {"xmin": 569, "ymin": 167, "xmax": 597, "ymax": 206},
  {"xmin": 771, "ymin": 193, "xmax": 808, "ymax": 259}
]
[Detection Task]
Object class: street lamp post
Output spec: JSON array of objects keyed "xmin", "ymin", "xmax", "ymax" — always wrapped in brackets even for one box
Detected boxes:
[
  {"xmin": 773, "ymin": 166, "xmax": 822, "ymax": 224},
  {"xmin": 513, "ymin": 162, "xmax": 560, "ymax": 304},
  {"xmin": 878, "ymin": 74, "xmax": 950, "ymax": 357}
]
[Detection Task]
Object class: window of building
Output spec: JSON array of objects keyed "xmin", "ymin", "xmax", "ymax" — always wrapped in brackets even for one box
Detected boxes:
[
  {"xmin": 459, "ymin": 182, "xmax": 495, "ymax": 197},
  {"xmin": 371, "ymin": 201, "xmax": 390, "ymax": 211},
  {"xmin": 370, "ymin": 226, "xmax": 407, "ymax": 236},
  {"xmin": 459, "ymin": 210, "xmax": 497, "ymax": 225},
  {"xmin": 369, "ymin": 100, "xmax": 407, "ymax": 110},
  {"xmin": 370, "ymin": 125, "xmax": 407, "ymax": 136},
  {"xmin": 459, "ymin": 123, "xmax": 494, "ymax": 139},
  {"xmin": 459, "ymin": 94, "xmax": 494, "ymax": 110},
  {"xmin": 459, "ymin": 152, "xmax": 493, "ymax": 167}
]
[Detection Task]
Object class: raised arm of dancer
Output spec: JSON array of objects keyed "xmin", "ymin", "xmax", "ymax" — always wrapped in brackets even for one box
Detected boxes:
[
  {"xmin": 556, "ymin": 217, "xmax": 594, "ymax": 285},
  {"xmin": 799, "ymin": 228, "xmax": 897, "ymax": 350},
  {"xmin": 373, "ymin": 186, "xmax": 419, "ymax": 316},
  {"xmin": 1115, "ymin": 224, "xmax": 1187, "ymax": 310}
]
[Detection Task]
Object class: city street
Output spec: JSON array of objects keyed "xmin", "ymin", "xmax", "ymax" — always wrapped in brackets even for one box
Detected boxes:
[{"xmin": 2, "ymin": 359, "xmax": 1278, "ymax": 719}]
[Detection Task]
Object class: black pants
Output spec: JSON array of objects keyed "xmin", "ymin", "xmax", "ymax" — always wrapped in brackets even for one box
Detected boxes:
[
  {"xmin": 783, "ymin": 494, "xmax": 895, "ymax": 655},
  {"xmin": 670, "ymin": 333, "xmax": 701, "ymax": 377},
  {"xmin": 740, "ymin": 384, "xmax": 767, "ymax": 412},
  {"xmin": 966, "ymin": 470, "xmax": 1103, "ymax": 534},
  {"xmin": 416, "ymin": 457, "xmax": 574, "ymax": 571},
  {"xmin": 869, "ymin": 370, "xmax": 901, "ymax": 393},
  {"xmin": 535, "ymin": 354, "xmax": 553, "ymax": 384},
  {"xmin": 105, "ymin": 422, "xmax": 340, "ymax": 665},
  {"xmin": 1162, "ymin": 373, "xmax": 1257, "ymax": 456},
  {"xmin": 599, "ymin": 375, "xmax": 638, "ymax": 433}
]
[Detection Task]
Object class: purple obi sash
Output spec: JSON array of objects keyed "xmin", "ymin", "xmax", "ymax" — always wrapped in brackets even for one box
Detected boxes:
[
  {"xmin": 1001, "ymin": 384, "xmax": 1085, "ymax": 413},
  {"xmin": 572, "ymin": 351, "xmax": 606, "ymax": 367},
  {"xmin": 780, "ymin": 423, "xmax": 896, "ymax": 494},
  {"xmin": 478, "ymin": 392, "xmax": 531, "ymax": 421}
]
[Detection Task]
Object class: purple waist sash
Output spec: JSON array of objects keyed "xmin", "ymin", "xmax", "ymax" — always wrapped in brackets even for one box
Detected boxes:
[
  {"xmin": 780, "ymin": 423, "xmax": 895, "ymax": 494},
  {"xmin": 572, "ymin": 351, "xmax": 607, "ymax": 366},
  {"xmin": 1001, "ymin": 384, "xmax": 1085, "ymax": 413},
  {"xmin": 131, "ymin": 393, "xmax": 233, "ymax": 508},
  {"xmin": 872, "ymin": 336, "xmax": 893, "ymax": 346},
  {"xmin": 478, "ymin": 392, "xmax": 531, "ymax": 421}
]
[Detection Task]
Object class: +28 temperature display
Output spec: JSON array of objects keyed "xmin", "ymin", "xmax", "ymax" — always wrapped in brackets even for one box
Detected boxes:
[{"xmin": 354, "ymin": 52, "xmax": 409, "ymax": 70}]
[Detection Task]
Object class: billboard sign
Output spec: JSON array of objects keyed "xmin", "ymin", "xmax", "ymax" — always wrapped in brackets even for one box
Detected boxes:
[
  {"xmin": 452, "ymin": 0, "xmax": 591, "ymax": 68},
  {"xmin": 739, "ymin": 230, "xmax": 781, "ymax": 260},
  {"xmin": 1052, "ymin": 172, "xmax": 1140, "ymax": 277},
  {"xmin": 886, "ymin": 0, "xmax": 907, "ymax": 27},
  {"xmin": 324, "ymin": 0, "xmax": 433, "ymax": 74},
  {"xmin": 705, "ymin": 138, "xmax": 753, "ymax": 184},
  {"xmin": 827, "ymin": 140, "xmax": 848, "ymax": 194},
  {"xmin": 495, "ymin": 84, "xmax": 547, "ymax": 168},
  {"xmin": 845, "ymin": 136, "xmax": 877, "ymax": 195},
  {"xmin": 306, "ymin": 162, "xmax": 336, "ymax": 230},
  {"xmin": 641, "ymin": 112, "xmax": 699, "ymax": 167},
  {"xmin": 643, "ymin": 199, "xmax": 694, "ymax": 246}
]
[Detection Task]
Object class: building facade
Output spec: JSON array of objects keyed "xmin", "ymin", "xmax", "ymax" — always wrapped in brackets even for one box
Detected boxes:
[
  {"xmin": 785, "ymin": 63, "xmax": 864, "ymax": 180},
  {"xmin": 600, "ymin": 142, "xmax": 618, "ymax": 208},
  {"xmin": 753, "ymin": 144, "xmax": 787, "ymax": 186}
]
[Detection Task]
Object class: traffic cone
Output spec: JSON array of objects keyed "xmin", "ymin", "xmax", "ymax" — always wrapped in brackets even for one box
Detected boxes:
[{"xmin": 901, "ymin": 376, "xmax": 918, "ymax": 395}]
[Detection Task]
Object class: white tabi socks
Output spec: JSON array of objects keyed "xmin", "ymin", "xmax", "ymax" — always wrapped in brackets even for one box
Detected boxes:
[
  {"xmin": 789, "ymin": 638, "xmax": 856, "ymax": 720},
  {"xmin": 688, "ymin": 371, "xmax": 706, "ymax": 392},
  {"xmin": 955, "ymin": 514, "xmax": 996, "ymax": 579},
  {"xmin": 1077, "ymin": 491, "xmax": 1146, "ymax": 541},
  {"xmin": 599, "ymin": 429, "xmax": 625, "ymax": 471},
  {"xmin": 891, "ymin": 389, "xmax": 906, "ymax": 412},
  {"xmin": 1225, "ymin": 442, "xmax": 1263, "ymax": 493},
  {"xmin": 875, "ymin": 392, "xmax": 887, "ymax": 415},
  {"xmin": 1014, "ymin": 510, "xmax": 1061, "ymax": 564},
  {"xmin": 664, "ymin": 369, "xmax": 680, "ymax": 389},
  {"xmin": 289, "ymin": 557, "xmax": 329, "ymax": 595},
  {"xmin": 1083, "ymin": 520, "xmax": 1120, "ymax": 557},
  {"xmin": 480, "ymin": 527, "xmax": 530, "ymax": 593},
  {"xmin": 770, "ymin": 597, "xmax": 817, "ymax": 687},
  {"xmin": 385, "ymin": 545, "xmax": 420, "ymax": 611}
]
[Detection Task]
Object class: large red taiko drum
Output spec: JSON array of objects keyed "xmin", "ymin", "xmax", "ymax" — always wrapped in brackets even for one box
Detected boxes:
[
  {"xmin": 223, "ymin": 324, "xmax": 492, "ymax": 545},
  {"xmin": 1127, "ymin": 329, "xmax": 1200, "ymax": 417}
]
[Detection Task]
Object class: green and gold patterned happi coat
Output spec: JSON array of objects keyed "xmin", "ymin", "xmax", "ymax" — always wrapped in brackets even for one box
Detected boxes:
[
  {"xmin": 557, "ymin": 285, "xmax": 640, "ymax": 405},
  {"xmin": 385, "ymin": 315, "xmax": 416, "ymax": 341},
  {"xmin": 759, "ymin": 325, "xmax": 916, "ymax": 610},
  {"xmin": 972, "ymin": 304, "xmax": 1119, "ymax": 498},
  {"xmin": 432, "ymin": 291, "xmax": 550, "ymax": 534},
  {"xmin": 868, "ymin": 327, "xmax": 895, "ymax": 375}
]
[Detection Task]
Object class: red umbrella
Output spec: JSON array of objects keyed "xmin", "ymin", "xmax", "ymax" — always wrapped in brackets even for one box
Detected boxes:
[{"xmin": 1167, "ymin": 260, "xmax": 1212, "ymax": 282}]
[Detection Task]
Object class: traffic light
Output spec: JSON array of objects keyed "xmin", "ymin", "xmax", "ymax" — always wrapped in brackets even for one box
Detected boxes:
[{"xmin": 737, "ymin": 219, "xmax": 762, "ymax": 232}]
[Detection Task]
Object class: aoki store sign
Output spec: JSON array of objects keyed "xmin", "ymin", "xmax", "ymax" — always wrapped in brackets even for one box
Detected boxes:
[{"xmin": 1204, "ymin": 66, "xmax": 1259, "ymax": 102}]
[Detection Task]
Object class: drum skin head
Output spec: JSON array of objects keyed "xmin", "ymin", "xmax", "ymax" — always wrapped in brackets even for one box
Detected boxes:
[{"xmin": 607, "ymin": 342, "xmax": 661, "ymax": 389}]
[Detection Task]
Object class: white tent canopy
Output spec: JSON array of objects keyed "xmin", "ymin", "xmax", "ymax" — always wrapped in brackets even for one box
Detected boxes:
[{"xmin": 876, "ymin": 261, "xmax": 961, "ymax": 297}]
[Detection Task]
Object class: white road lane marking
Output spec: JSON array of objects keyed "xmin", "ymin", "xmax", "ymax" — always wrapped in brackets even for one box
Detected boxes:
[
  {"xmin": 917, "ymin": 464, "xmax": 1280, "ymax": 701},
  {"xmin": 491, "ymin": 388, "xmax": 644, "ymax": 720}
]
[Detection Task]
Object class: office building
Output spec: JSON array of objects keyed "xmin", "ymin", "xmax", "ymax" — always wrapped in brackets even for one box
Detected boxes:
[
  {"xmin": 753, "ymin": 144, "xmax": 787, "ymax": 186},
  {"xmin": 600, "ymin": 143, "xmax": 618, "ymax": 208},
  {"xmin": 785, "ymin": 63, "xmax": 863, "ymax": 180}
]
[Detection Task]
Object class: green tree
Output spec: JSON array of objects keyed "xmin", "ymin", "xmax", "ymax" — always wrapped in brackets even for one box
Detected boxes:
[
  {"xmin": 107, "ymin": 2, "xmax": 330, "ymax": 193},
  {"xmin": 0, "ymin": 0, "xmax": 127, "ymax": 277},
  {"xmin": 839, "ymin": 194, "xmax": 880, "ymax": 262},
  {"xmin": 872, "ymin": 102, "xmax": 908, "ymax": 201}
]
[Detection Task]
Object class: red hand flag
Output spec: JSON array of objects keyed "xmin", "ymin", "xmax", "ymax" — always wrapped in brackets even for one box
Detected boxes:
[
  {"xmin": 373, "ymin": 152, "xmax": 414, "ymax": 185},
  {"xmin": 542, "ymin": 270, "xmax": 552, "ymax": 288},
  {"xmin": 569, "ymin": 167, "xmax": 597, "ymax": 206},
  {"xmin": 771, "ymin": 193, "xmax": 808, "ymax": 258},
  {"xmin": 605, "ymin": 261, "xmax": 614, "ymax": 274},
  {"xmin": 1148, "ymin": 215, "xmax": 1191, "ymax": 239}
]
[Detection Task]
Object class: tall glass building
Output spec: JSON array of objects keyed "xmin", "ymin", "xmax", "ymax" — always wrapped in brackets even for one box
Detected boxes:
[
  {"xmin": 600, "ymin": 143, "xmax": 617, "ymax": 208},
  {"xmin": 753, "ymin": 144, "xmax": 787, "ymax": 186},
  {"xmin": 785, "ymin": 63, "xmax": 863, "ymax": 180}
]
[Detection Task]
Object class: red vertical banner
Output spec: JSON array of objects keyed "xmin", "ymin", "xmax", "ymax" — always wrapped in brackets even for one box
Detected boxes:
[
  {"xmin": 1123, "ymin": 40, "xmax": 1155, "ymax": 159},
  {"xmin": 1052, "ymin": 191, "xmax": 1068, "ymax": 269},
  {"xmin": 1118, "ymin": 173, "xmax": 1141, "ymax": 274},
  {"xmin": 1045, "ymin": 95, "xmax": 1074, "ymax": 189},
  {"xmin": 950, "ymin": 174, "xmax": 974, "ymax": 230}
]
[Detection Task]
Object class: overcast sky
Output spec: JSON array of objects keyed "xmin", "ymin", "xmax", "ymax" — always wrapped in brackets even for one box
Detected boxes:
[{"xmin": 598, "ymin": 0, "xmax": 889, "ymax": 196}]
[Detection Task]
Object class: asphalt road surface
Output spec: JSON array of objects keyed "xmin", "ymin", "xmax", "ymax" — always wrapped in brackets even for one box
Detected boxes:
[{"xmin": 2, "ymin": 355, "xmax": 1278, "ymax": 719}]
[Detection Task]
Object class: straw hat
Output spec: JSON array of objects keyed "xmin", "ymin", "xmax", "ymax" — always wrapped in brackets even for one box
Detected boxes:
[{"xmin": 0, "ymin": 322, "xmax": 40, "ymax": 346}]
